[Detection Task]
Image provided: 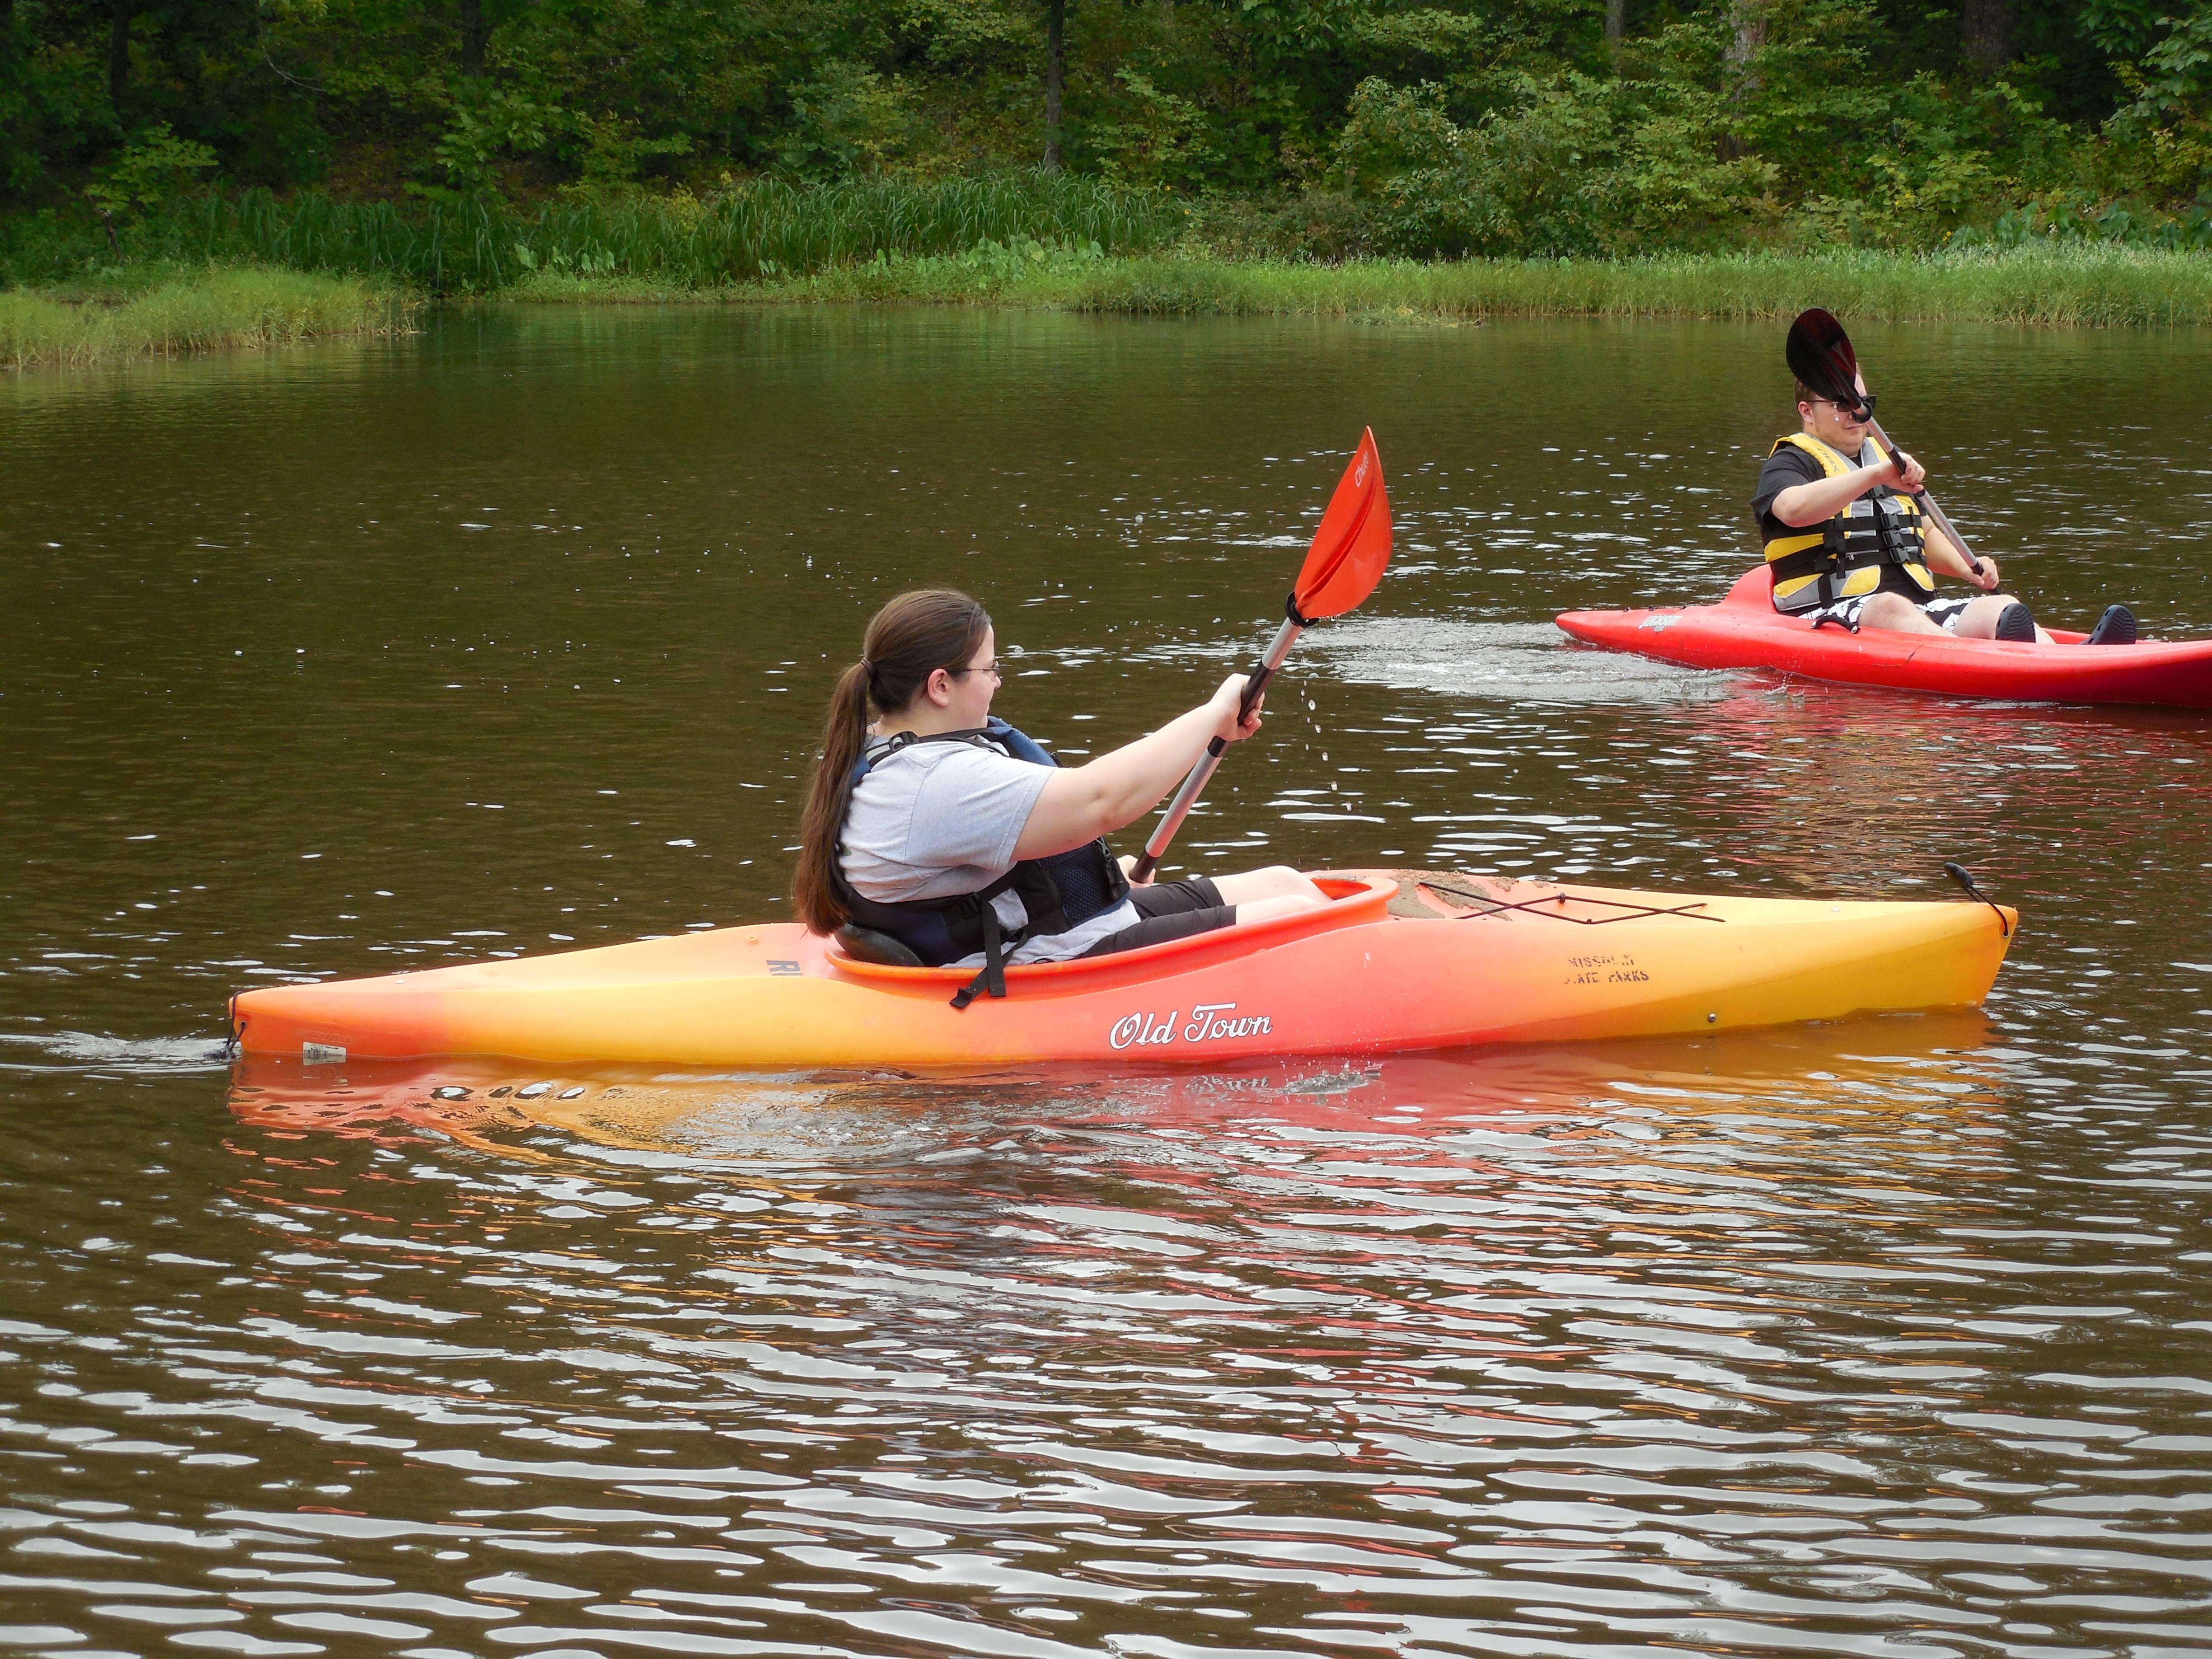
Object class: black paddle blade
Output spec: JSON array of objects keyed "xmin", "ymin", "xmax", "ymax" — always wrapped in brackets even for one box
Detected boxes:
[{"xmin": 1786, "ymin": 308, "xmax": 1860, "ymax": 408}]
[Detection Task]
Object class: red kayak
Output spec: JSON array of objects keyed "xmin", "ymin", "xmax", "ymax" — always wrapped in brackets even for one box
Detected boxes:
[{"xmin": 1557, "ymin": 567, "xmax": 2212, "ymax": 708}]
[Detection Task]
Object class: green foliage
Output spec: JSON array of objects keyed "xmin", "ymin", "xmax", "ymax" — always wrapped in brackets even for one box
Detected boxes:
[
  {"xmin": 3, "ymin": 0, "xmax": 2209, "ymax": 261},
  {"xmin": 0, "ymin": 172, "xmax": 1184, "ymax": 293},
  {"xmin": 775, "ymin": 62, "xmax": 915, "ymax": 178},
  {"xmin": 567, "ymin": 118, "xmax": 698, "ymax": 197},
  {"xmin": 2094, "ymin": 2, "xmax": 2212, "ymax": 199},
  {"xmin": 1334, "ymin": 24, "xmax": 1778, "ymax": 258},
  {"xmin": 1087, "ymin": 70, "xmax": 1222, "ymax": 186},
  {"xmin": 85, "ymin": 125, "xmax": 220, "ymax": 218},
  {"xmin": 420, "ymin": 89, "xmax": 559, "ymax": 201}
]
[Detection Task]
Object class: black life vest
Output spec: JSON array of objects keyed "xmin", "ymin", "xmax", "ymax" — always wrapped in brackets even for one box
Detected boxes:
[
  {"xmin": 1762, "ymin": 433, "xmax": 1935, "ymax": 614},
  {"xmin": 833, "ymin": 717, "xmax": 1131, "ymax": 1008}
]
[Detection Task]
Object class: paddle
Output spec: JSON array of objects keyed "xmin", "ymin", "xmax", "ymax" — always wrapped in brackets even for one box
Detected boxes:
[
  {"xmin": 1128, "ymin": 428, "xmax": 1394, "ymax": 885},
  {"xmin": 1785, "ymin": 308, "xmax": 1987, "ymax": 578}
]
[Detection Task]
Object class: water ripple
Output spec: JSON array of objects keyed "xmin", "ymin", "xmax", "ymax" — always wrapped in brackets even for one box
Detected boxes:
[{"xmin": 7, "ymin": 313, "xmax": 2212, "ymax": 1657}]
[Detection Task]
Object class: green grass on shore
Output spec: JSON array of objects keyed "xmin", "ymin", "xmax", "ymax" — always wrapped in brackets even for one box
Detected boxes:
[
  {"xmin": 516, "ymin": 242, "xmax": 2212, "ymax": 327},
  {"xmin": 5, "ymin": 244, "xmax": 2203, "ymax": 370},
  {"xmin": 0, "ymin": 265, "xmax": 418, "ymax": 369}
]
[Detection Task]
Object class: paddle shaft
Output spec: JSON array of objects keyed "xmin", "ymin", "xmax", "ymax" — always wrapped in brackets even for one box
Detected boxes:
[
  {"xmin": 1128, "ymin": 611, "xmax": 1302, "ymax": 885},
  {"xmin": 1864, "ymin": 415, "xmax": 1986, "ymax": 578}
]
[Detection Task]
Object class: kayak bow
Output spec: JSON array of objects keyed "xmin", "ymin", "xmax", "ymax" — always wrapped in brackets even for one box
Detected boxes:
[{"xmin": 229, "ymin": 870, "xmax": 2015, "ymax": 1069}]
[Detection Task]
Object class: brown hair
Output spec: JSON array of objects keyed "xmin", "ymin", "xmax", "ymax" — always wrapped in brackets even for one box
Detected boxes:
[
  {"xmin": 792, "ymin": 589, "xmax": 994, "ymax": 933},
  {"xmin": 1794, "ymin": 379, "xmax": 1822, "ymax": 408}
]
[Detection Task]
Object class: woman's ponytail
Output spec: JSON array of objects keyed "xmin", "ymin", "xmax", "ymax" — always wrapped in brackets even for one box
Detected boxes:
[
  {"xmin": 792, "ymin": 661, "xmax": 875, "ymax": 933},
  {"xmin": 791, "ymin": 590, "xmax": 992, "ymax": 935}
]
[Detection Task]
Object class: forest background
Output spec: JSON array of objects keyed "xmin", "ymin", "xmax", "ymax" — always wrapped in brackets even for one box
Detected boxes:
[{"xmin": 3, "ymin": 0, "xmax": 2212, "ymax": 294}]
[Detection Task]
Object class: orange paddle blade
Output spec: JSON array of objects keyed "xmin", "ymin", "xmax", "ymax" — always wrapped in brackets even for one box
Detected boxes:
[{"xmin": 1292, "ymin": 427, "xmax": 1392, "ymax": 620}]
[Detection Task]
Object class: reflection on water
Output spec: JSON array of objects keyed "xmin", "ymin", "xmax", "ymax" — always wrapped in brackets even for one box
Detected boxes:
[
  {"xmin": 5, "ymin": 308, "xmax": 2212, "ymax": 1654},
  {"xmin": 5, "ymin": 1024, "xmax": 2206, "ymax": 1659},
  {"xmin": 1319, "ymin": 616, "xmax": 1741, "ymax": 705}
]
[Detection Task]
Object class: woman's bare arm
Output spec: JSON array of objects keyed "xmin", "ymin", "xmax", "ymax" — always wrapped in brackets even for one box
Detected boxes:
[{"xmin": 1013, "ymin": 676, "xmax": 1261, "ymax": 859}]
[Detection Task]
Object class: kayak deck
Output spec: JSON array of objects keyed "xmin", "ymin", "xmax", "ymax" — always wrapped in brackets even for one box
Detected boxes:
[
  {"xmin": 229, "ymin": 870, "xmax": 2016, "ymax": 1069},
  {"xmin": 1557, "ymin": 567, "xmax": 2212, "ymax": 708}
]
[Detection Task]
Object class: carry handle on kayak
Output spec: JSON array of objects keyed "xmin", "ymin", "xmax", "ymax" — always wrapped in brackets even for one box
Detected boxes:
[
  {"xmin": 1129, "ymin": 430, "xmax": 1392, "ymax": 886},
  {"xmin": 1944, "ymin": 860, "xmax": 2010, "ymax": 937},
  {"xmin": 1786, "ymin": 308, "xmax": 1987, "ymax": 578}
]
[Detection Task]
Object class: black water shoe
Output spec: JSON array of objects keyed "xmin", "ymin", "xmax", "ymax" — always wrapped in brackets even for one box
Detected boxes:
[
  {"xmin": 1993, "ymin": 602, "xmax": 2038, "ymax": 643},
  {"xmin": 2085, "ymin": 604, "xmax": 2138, "ymax": 646}
]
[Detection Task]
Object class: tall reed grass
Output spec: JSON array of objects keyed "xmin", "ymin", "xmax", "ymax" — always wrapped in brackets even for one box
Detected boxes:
[
  {"xmin": 773, "ymin": 244, "xmax": 2212, "ymax": 327},
  {"xmin": 25, "ymin": 175, "xmax": 1188, "ymax": 294},
  {"xmin": 0, "ymin": 267, "xmax": 417, "ymax": 369}
]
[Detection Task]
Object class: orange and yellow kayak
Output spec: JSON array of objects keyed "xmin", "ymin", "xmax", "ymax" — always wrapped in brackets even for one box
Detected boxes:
[{"xmin": 228, "ymin": 872, "xmax": 2016, "ymax": 1070}]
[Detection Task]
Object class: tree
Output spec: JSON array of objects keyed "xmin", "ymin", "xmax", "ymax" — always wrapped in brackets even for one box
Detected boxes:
[
  {"xmin": 459, "ymin": 0, "xmax": 487, "ymax": 78},
  {"xmin": 1717, "ymin": 0, "xmax": 1764, "ymax": 158},
  {"xmin": 1042, "ymin": 0, "xmax": 1065, "ymax": 168},
  {"xmin": 108, "ymin": 0, "xmax": 132, "ymax": 114},
  {"xmin": 1961, "ymin": 0, "xmax": 2012, "ymax": 74}
]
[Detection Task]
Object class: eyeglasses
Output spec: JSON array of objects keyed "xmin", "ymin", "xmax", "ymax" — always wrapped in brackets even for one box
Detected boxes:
[
  {"xmin": 949, "ymin": 659, "xmax": 1000, "ymax": 680},
  {"xmin": 1811, "ymin": 394, "xmax": 1876, "ymax": 421}
]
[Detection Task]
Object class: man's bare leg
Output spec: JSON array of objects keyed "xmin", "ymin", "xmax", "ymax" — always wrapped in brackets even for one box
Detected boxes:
[
  {"xmin": 1857, "ymin": 590, "xmax": 2053, "ymax": 644},
  {"xmin": 1854, "ymin": 593, "xmax": 1946, "ymax": 634},
  {"xmin": 1946, "ymin": 593, "xmax": 2054, "ymax": 644}
]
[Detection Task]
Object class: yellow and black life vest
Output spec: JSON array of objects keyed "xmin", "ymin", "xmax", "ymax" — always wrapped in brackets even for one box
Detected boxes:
[{"xmin": 1762, "ymin": 433, "xmax": 1934, "ymax": 614}]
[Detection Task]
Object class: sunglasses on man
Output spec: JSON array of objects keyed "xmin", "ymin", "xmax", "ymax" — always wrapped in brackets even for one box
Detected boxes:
[{"xmin": 1810, "ymin": 393, "xmax": 1877, "ymax": 421}]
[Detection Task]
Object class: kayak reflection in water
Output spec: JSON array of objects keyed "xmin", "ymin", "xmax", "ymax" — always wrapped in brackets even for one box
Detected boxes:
[
  {"xmin": 792, "ymin": 590, "xmax": 1329, "ymax": 993},
  {"xmin": 1754, "ymin": 368, "xmax": 2137, "ymax": 647}
]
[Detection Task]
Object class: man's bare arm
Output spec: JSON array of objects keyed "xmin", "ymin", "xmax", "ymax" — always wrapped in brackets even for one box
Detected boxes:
[
  {"xmin": 1921, "ymin": 522, "xmax": 1999, "ymax": 590},
  {"xmin": 1770, "ymin": 450, "xmax": 1924, "ymax": 527}
]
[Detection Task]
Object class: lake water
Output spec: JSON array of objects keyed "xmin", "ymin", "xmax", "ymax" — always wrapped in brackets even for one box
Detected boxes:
[{"xmin": 4, "ymin": 306, "xmax": 2211, "ymax": 1657}]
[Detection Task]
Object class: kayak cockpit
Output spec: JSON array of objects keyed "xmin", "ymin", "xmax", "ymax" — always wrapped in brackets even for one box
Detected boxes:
[{"xmin": 823, "ymin": 873, "xmax": 1395, "ymax": 991}]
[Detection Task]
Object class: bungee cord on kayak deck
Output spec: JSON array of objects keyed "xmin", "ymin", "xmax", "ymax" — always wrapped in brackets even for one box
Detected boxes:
[{"xmin": 1416, "ymin": 880, "xmax": 1729, "ymax": 926}]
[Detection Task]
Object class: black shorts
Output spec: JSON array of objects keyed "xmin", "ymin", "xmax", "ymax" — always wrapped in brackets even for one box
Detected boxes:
[{"xmin": 1079, "ymin": 877, "xmax": 1234, "ymax": 957}]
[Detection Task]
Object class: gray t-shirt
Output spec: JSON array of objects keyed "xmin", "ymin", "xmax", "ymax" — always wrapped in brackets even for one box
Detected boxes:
[{"xmin": 840, "ymin": 738, "xmax": 1139, "ymax": 966}]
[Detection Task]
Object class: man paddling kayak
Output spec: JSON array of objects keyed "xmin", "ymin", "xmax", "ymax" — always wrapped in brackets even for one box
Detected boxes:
[
  {"xmin": 793, "ymin": 589, "xmax": 1327, "ymax": 1003},
  {"xmin": 1754, "ymin": 372, "xmax": 2137, "ymax": 647}
]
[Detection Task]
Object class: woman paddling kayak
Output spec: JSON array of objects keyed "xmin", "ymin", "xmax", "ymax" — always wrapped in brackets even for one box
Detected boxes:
[{"xmin": 793, "ymin": 589, "xmax": 1328, "ymax": 1001}]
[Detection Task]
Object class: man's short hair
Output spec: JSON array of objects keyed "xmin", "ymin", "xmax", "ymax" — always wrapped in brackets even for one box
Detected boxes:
[{"xmin": 1794, "ymin": 379, "xmax": 1822, "ymax": 407}]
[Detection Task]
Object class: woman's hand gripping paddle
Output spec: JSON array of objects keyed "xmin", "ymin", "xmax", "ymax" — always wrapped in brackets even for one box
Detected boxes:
[
  {"xmin": 1129, "ymin": 428, "xmax": 1393, "ymax": 884},
  {"xmin": 1786, "ymin": 308, "xmax": 1987, "ymax": 578}
]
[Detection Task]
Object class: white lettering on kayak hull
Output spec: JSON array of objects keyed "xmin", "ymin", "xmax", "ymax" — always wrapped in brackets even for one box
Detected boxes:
[{"xmin": 1108, "ymin": 1002, "xmax": 1273, "ymax": 1051}]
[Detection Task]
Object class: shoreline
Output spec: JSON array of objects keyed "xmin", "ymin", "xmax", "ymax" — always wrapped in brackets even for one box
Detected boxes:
[
  {"xmin": 6, "ymin": 246, "xmax": 2208, "ymax": 369},
  {"xmin": 508, "ymin": 245, "xmax": 2212, "ymax": 328},
  {"xmin": 0, "ymin": 266, "xmax": 420, "ymax": 370}
]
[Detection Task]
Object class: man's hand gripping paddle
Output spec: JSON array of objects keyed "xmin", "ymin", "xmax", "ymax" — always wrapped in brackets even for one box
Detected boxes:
[
  {"xmin": 1786, "ymin": 308, "xmax": 1987, "ymax": 578},
  {"xmin": 1129, "ymin": 428, "xmax": 1393, "ymax": 884}
]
